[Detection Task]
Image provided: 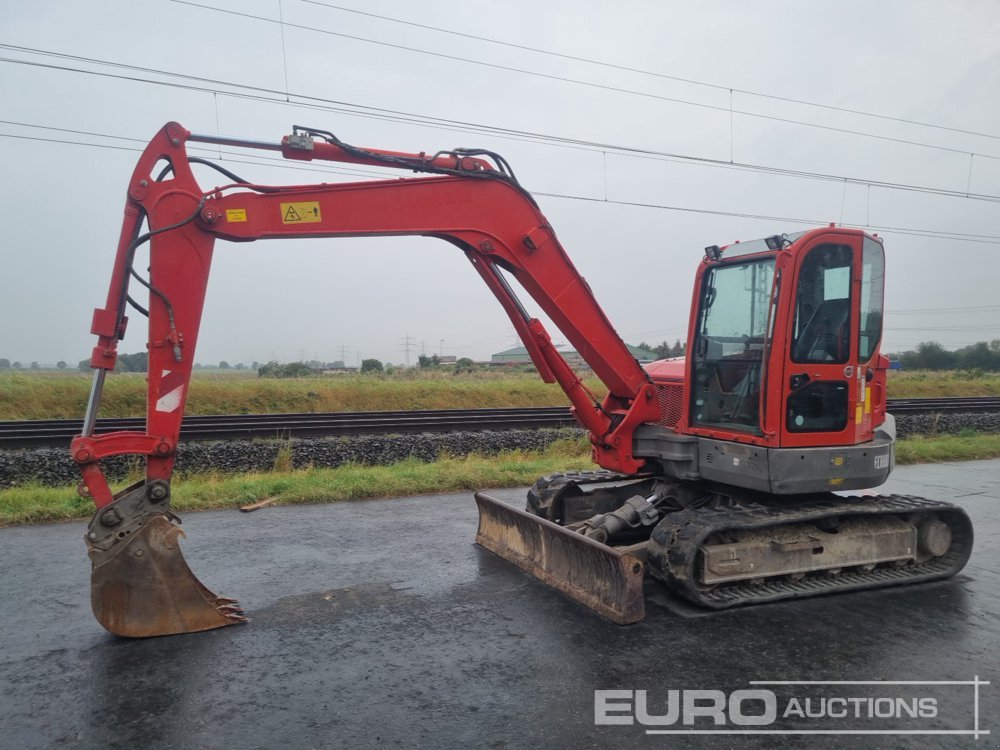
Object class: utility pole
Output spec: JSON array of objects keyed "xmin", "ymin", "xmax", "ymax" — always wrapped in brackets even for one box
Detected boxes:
[
  {"xmin": 338, "ymin": 343, "xmax": 349, "ymax": 366},
  {"xmin": 399, "ymin": 334, "xmax": 416, "ymax": 366},
  {"xmin": 440, "ymin": 339, "xmax": 444, "ymax": 356}
]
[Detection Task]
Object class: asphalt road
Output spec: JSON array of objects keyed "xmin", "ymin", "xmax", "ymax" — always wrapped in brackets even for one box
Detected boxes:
[{"xmin": 1, "ymin": 461, "xmax": 997, "ymax": 749}]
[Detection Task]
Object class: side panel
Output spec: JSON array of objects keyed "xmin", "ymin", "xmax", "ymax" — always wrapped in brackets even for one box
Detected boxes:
[
  {"xmin": 767, "ymin": 432, "xmax": 894, "ymax": 493},
  {"xmin": 698, "ymin": 439, "xmax": 771, "ymax": 492},
  {"xmin": 632, "ymin": 428, "xmax": 895, "ymax": 494}
]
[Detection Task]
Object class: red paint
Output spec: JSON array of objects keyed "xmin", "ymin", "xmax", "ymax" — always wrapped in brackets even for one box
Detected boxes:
[{"xmin": 72, "ymin": 123, "xmax": 888, "ymax": 505}]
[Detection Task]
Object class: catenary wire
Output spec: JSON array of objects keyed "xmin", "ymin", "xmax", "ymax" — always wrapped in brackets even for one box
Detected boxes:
[
  {"xmin": 170, "ymin": 0, "xmax": 1000, "ymax": 161},
  {"xmin": 1, "ymin": 126, "xmax": 996, "ymax": 247},
  {"xmin": 301, "ymin": 0, "xmax": 1000, "ymax": 142},
  {"xmin": 2, "ymin": 50, "xmax": 999, "ymax": 207}
]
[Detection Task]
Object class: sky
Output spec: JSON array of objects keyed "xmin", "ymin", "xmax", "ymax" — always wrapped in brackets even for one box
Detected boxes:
[{"xmin": 1, "ymin": 0, "xmax": 999, "ymax": 367}]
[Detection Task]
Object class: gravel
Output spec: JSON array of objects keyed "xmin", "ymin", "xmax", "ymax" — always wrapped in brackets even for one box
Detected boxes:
[
  {"xmin": 0, "ymin": 427, "xmax": 586, "ymax": 489},
  {"xmin": 2, "ymin": 410, "xmax": 997, "ymax": 489},
  {"xmin": 894, "ymin": 411, "xmax": 1000, "ymax": 438}
]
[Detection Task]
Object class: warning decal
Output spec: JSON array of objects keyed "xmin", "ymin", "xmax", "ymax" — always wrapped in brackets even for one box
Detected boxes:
[
  {"xmin": 226, "ymin": 208, "xmax": 247, "ymax": 223},
  {"xmin": 280, "ymin": 201, "xmax": 322, "ymax": 224}
]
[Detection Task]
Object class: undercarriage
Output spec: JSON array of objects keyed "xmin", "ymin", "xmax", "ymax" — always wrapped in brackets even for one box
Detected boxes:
[{"xmin": 474, "ymin": 470, "xmax": 973, "ymax": 622}]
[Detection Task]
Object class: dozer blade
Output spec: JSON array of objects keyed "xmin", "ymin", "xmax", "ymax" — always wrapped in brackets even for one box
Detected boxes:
[
  {"xmin": 474, "ymin": 492, "xmax": 645, "ymax": 624},
  {"xmin": 90, "ymin": 514, "xmax": 247, "ymax": 638}
]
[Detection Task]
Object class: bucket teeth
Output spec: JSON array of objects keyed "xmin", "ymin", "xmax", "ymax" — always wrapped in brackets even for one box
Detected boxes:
[
  {"xmin": 89, "ymin": 513, "xmax": 246, "ymax": 638},
  {"xmin": 216, "ymin": 604, "xmax": 248, "ymax": 620}
]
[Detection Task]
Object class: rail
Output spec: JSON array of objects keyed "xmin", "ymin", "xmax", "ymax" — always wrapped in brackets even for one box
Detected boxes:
[{"xmin": 1, "ymin": 398, "xmax": 997, "ymax": 448}]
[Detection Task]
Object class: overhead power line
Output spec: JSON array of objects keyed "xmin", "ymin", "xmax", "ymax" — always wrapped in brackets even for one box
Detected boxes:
[
  {"xmin": 886, "ymin": 325, "xmax": 1000, "ymax": 332},
  {"xmin": 2, "ymin": 121, "xmax": 996, "ymax": 247},
  {"xmin": 302, "ymin": 0, "xmax": 1000, "ymax": 142},
  {"xmin": 0, "ymin": 129, "xmax": 389, "ymax": 180},
  {"xmin": 171, "ymin": 0, "xmax": 1000, "ymax": 161},
  {"xmin": 2, "ymin": 45, "xmax": 999, "ymax": 208},
  {"xmin": 890, "ymin": 304, "xmax": 1000, "ymax": 315},
  {"xmin": 534, "ymin": 191, "xmax": 1000, "ymax": 245}
]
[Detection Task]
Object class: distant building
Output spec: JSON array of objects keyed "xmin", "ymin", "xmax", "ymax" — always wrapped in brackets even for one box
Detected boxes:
[
  {"xmin": 624, "ymin": 344, "xmax": 658, "ymax": 362},
  {"xmin": 491, "ymin": 346, "xmax": 540, "ymax": 364},
  {"xmin": 490, "ymin": 343, "xmax": 659, "ymax": 368}
]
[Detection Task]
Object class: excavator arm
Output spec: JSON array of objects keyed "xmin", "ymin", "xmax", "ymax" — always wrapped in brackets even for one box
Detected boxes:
[
  {"xmin": 73, "ymin": 122, "xmax": 659, "ymax": 636},
  {"xmin": 75, "ymin": 122, "xmax": 659, "ymax": 507}
]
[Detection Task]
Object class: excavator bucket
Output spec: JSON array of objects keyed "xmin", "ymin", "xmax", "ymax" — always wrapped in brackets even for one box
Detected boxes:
[
  {"xmin": 474, "ymin": 492, "xmax": 646, "ymax": 624},
  {"xmin": 89, "ymin": 514, "xmax": 247, "ymax": 638}
]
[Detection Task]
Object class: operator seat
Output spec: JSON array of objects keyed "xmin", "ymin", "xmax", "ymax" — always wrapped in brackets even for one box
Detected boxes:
[{"xmin": 797, "ymin": 298, "xmax": 850, "ymax": 362}]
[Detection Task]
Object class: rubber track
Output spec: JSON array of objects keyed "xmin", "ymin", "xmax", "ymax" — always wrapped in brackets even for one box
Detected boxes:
[{"xmin": 647, "ymin": 494, "xmax": 974, "ymax": 609}]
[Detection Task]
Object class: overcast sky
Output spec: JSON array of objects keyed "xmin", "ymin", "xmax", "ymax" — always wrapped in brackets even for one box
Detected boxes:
[{"xmin": 2, "ymin": 0, "xmax": 999, "ymax": 367}]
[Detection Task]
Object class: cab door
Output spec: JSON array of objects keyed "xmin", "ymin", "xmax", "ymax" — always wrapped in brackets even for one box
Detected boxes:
[{"xmin": 779, "ymin": 234, "xmax": 863, "ymax": 448}]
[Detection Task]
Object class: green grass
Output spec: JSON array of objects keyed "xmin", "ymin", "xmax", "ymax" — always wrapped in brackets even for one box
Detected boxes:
[
  {"xmin": 0, "ymin": 438, "xmax": 593, "ymax": 526},
  {"xmin": 0, "ymin": 370, "xmax": 607, "ymax": 420},
  {"xmin": 886, "ymin": 369, "xmax": 1000, "ymax": 398},
  {"xmin": 895, "ymin": 432, "xmax": 1000, "ymax": 464},
  {"xmin": 4, "ymin": 432, "xmax": 1000, "ymax": 527},
  {"xmin": 4, "ymin": 369, "xmax": 1000, "ymax": 420}
]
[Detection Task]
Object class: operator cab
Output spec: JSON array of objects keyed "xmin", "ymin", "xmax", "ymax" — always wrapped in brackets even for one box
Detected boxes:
[{"xmin": 688, "ymin": 227, "xmax": 885, "ymax": 448}]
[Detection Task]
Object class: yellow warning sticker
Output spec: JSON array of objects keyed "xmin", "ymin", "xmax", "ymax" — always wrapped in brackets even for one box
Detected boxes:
[
  {"xmin": 280, "ymin": 201, "xmax": 322, "ymax": 224},
  {"xmin": 864, "ymin": 386, "xmax": 872, "ymax": 414},
  {"xmin": 226, "ymin": 208, "xmax": 247, "ymax": 223},
  {"xmin": 855, "ymin": 404, "xmax": 863, "ymax": 423}
]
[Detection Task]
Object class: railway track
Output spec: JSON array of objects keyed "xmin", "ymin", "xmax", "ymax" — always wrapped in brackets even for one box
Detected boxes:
[
  {"xmin": 884, "ymin": 397, "xmax": 1000, "ymax": 413},
  {"xmin": 0, "ymin": 397, "xmax": 997, "ymax": 448},
  {"xmin": 0, "ymin": 407, "xmax": 578, "ymax": 448}
]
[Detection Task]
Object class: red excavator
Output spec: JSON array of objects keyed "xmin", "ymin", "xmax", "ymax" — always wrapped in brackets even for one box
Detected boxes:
[{"xmin": 73, "ymin": 122, "xmax": 972, "ymax": 637}]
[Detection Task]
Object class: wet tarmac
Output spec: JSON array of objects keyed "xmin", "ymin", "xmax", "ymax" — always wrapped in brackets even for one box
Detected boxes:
[{"xmin": 1, "ymin": 460, "xmax": 997, "ymax": 749}]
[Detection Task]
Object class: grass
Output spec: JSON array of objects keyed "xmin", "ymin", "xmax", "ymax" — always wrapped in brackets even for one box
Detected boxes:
[
  {"xmin": 0, "ymin": 370, "xmax": 1000, "ymax": 420},
  {"xmin": 895, "ymin": 432, "xmax": 1000, "ymax": 464},
  {"xmin": 886, "ymin": 369, "xmax": 1000, "ymax": 398},
  {"xmin": 0, "ymin": 370, "xmax": 608, "ymax": 420},
  {"xmin": 3, "ymin": 369, "xmax": 1000, "ymax": 421},
  {"xmin": 4, "ymin": 432, "xmax": 1000, "ymax": 527},
  {"xmin": 0, "ymin": 438, "xmax": 593, "ymax": 526},
  {"xmin": 3, "ymin": 369, "xmax": 999, "ymax": 526}
]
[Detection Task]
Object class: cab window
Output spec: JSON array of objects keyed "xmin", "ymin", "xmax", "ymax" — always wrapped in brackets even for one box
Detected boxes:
[
  {"xmin": 791, "ymin": 244, "xmax": 853, "ymax": 364},
  {"xmin": 691, "ymin": 257, "xmax": 775, "ymax": 432},
  {"xmin": 858, "ymin": 238, "xmax": 885, "ymax": 363}
]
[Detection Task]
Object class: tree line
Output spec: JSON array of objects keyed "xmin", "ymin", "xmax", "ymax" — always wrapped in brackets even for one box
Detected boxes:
[
  {"xmin": 12, "ymin": 339, "xmax": 994, "ymax": 376},
  {"xmin": 0, "ymin": 359, "xmax": 67, "ymax": 370},
  {"xmin": 636, "ymin": 340, "xmax": 687, "ymax": 359},
  {"xmin": 887, "ymin": 341, "xmax": 1000, "ymax": 372}
]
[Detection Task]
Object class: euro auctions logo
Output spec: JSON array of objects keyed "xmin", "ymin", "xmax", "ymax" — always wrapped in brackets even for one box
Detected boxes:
[
  {"xmin": 595, "ymin": 677, "xmax": 990, "ymax": 739},
  {"xmin": 596, "ymin": 688, "xmax": 780, "ymax": 727}
]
